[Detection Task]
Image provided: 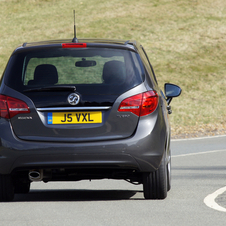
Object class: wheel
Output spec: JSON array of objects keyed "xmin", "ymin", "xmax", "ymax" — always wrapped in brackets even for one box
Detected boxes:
[
  {"xmin": 143, "ymin": 153, "xmax": 167, "ymax": 199},
  {"xmin": 14, "ymin": 181, "xmax": 30, "ymax": 194},
  {"xmin": 0, "ymin": 174, "xmax": 14, "ymax": 202}
]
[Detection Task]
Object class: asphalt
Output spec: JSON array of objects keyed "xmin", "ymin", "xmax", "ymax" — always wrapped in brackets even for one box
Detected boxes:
[
  {"xmin": 216, "ymin": 193, "xmax": 226, "ymax": 209},
  {"xmin": 172, "ymin": 134, "xmax": 226, "ymax": 213}
]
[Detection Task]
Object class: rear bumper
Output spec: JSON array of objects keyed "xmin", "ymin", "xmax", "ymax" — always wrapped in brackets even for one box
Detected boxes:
[{"xmin": 0, "ymin": 111, "xmax": 167, "ymax": 174}]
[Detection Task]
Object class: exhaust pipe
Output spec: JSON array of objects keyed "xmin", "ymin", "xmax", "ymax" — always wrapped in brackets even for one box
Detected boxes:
[{"xmin": 29, "ymin": 169, "xmax": 43, "ymax": 182}]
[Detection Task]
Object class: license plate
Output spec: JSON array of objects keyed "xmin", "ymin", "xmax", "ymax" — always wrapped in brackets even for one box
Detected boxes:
[{"xmin": 47, "ymin": 112, "xmax": 102, "ymax": 124}]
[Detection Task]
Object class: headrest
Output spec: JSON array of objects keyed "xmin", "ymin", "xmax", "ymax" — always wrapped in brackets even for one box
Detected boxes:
[
  {"xmin": 102, "ymin": 60, "xmax": 126, "ymax": 84},
  {"xmin": 33, "ymin": 64, "xmax": 58, "ymax": 85}
]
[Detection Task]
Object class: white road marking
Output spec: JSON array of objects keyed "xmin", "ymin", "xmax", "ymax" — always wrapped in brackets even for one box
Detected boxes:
[
  {"xmin": 172, "ymin": 149, "xmax": 226, "ymax": 158},
  {"xmin": 172, "ymin": 134, "xmax": 226, "ymax": 142},
  {"xmin": 204, "ymin": 186, "xmax": 226, "ymax": 212},
  {"xmin": 172, "ymin": 147, "xmax": 226, "ymax": 213}
]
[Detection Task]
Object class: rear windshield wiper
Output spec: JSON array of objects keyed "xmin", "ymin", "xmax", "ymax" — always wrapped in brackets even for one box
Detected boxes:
[{"xmin": 24, "ymin": 86, "xmax": 76, "ymax": 92}]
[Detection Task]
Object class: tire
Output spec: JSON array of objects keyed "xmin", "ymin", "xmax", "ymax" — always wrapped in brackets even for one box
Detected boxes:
[
  {"xmin": 0, "ymin": 174, "xmax": 14, "ymax": 202},
  {"xmin": 143, "ymin": 153, "xmax": 167, "ymax": 199},
  {"xmin": 167, "ymin": 157, "xmax": 171, "ymax": 191},
  {"xmin": 14, "ymin": 181, "xmax": 30, "ymax": 194}
]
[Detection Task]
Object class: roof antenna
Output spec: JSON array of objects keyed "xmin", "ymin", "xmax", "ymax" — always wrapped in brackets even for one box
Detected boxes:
[{"xmin": 72, "ymin": 10, "xmax": 78, "ymax": 43}]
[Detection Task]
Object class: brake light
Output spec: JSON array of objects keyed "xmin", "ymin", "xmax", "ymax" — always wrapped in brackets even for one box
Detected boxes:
[
  {"xmin": 0, "ymin": 95, "xmax": 30, "ymax": 119},
  {"xmin": 118, "ymin": 91, "xmax": 159, "ymax": 116},
  {"xmin": 62, "ymin": 43, "xmax": 87, "ymax": 48}
]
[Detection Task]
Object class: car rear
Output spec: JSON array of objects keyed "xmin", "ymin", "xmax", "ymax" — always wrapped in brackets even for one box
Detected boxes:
[{"xmin": 0, "ymin": 40, "xmax": 167, "ymax": 201}]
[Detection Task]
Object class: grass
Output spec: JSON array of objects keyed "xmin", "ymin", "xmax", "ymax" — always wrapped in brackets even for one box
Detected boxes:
[{"xmin": 1, "ymin": 0, "xmax": 226, "ymax": 136}]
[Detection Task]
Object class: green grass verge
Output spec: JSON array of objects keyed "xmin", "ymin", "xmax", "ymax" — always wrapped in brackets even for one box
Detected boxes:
[{"xmin": 1, "ymin": 0, "xmax": 226, "ymax": 135}]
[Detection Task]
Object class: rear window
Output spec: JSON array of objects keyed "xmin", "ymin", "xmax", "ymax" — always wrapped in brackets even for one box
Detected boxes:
[{"xmin": 4, "ymin": 47, "xmax": 144, "ymax": 95}]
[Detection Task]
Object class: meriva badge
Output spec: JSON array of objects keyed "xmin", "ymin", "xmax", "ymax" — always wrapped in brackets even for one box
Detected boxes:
[{"xmin": 67, "ymin": 93, "xmax": 80, "ymax": 105}]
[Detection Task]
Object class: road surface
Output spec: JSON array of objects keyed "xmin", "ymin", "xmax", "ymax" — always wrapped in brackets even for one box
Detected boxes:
[{"xmin": 0, "ymin": 135, "xmax": 226, "ymax": 225}]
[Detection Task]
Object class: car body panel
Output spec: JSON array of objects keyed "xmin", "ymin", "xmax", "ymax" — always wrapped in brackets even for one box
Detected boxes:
[{"xmin": 0, "ymin": 103, "xmax": 166, "ymax": 174}]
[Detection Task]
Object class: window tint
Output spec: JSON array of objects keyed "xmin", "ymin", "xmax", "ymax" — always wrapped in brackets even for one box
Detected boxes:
[
  {"xmin": 24, "ymin": 54, "xmax": 125, "ymax": 85},
  {"xmin": 4, "ymin": 47, "xmax": 144, "ymax": 95}
]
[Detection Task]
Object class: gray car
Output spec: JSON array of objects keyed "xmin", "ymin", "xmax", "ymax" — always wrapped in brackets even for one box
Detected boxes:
[{"xmin": 0, "ymin": 39, "xmax": 181, "ymax": 201}]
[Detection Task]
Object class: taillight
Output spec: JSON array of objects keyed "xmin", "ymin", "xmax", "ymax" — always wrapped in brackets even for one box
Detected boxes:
[
  {"xmin": 141, "ymin": 91, "xmax": 159, "ymax": 116},
  {"xmin": 118, "ymin": 91, "xmax": 159, "ymax": 116},
  {"xmin": 0, "ymin": 95, "xmax": 30, "ymax": 119},
  {"xmin": 118, "ymin": 94, "xmax": 143, "ymax": 116},
  {"xmin": 62, "ymin": 43, "xmax": 87, "ymax": 48},
  {"xmin": 0, "ymin": 95, "xmax": 8, "ymax": 118}
]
